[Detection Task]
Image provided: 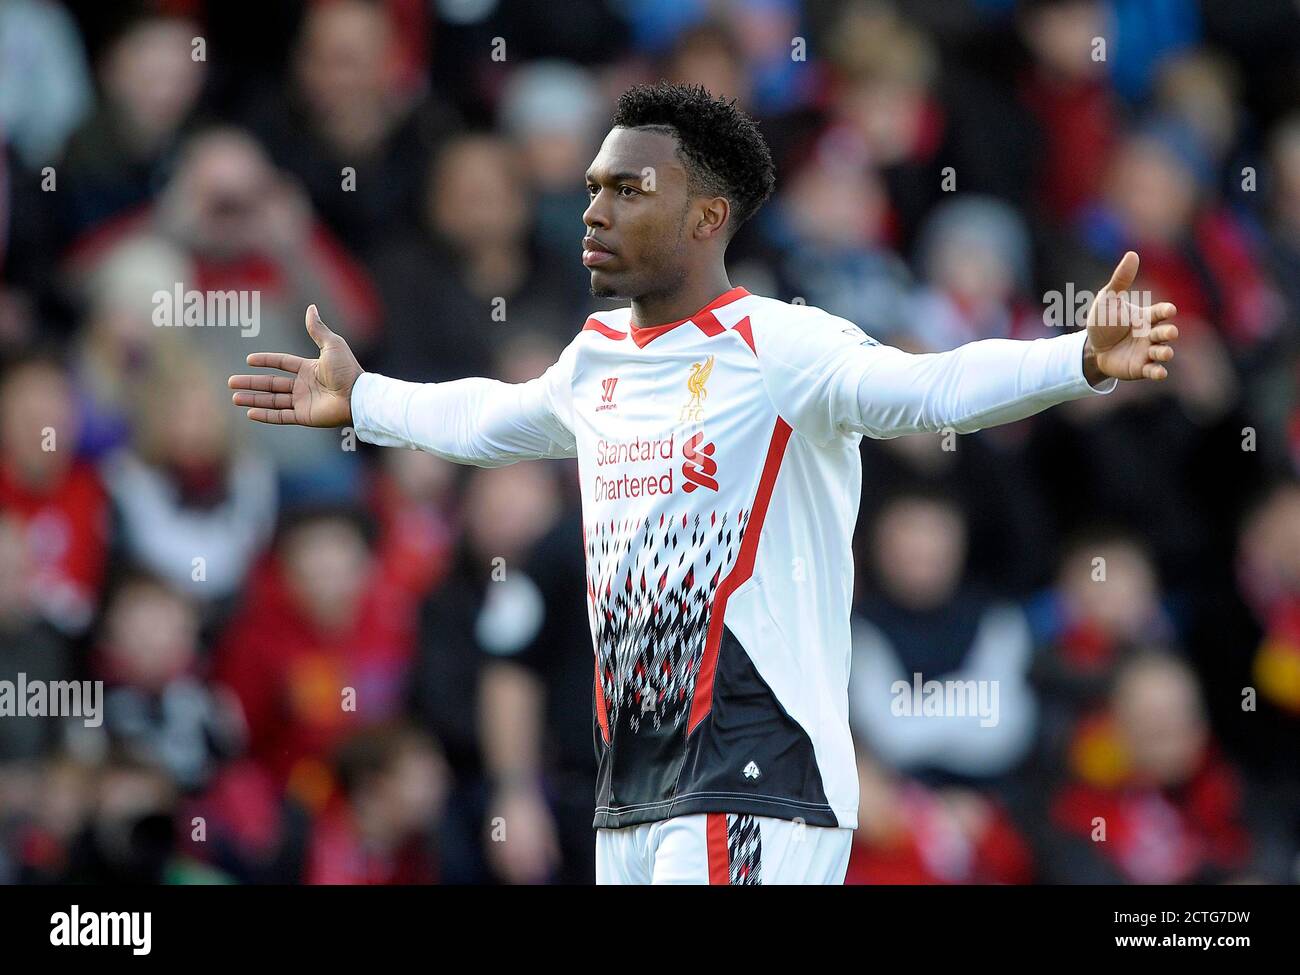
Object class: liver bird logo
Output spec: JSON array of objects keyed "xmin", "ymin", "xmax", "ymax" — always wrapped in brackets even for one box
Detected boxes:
[
  {"xmin": 680, "ymin": 355, "xmax": 715, "ymax": 422},
  {"xmin": 686, "ymin": 355, "xmax": 714, "ymax": 406}
]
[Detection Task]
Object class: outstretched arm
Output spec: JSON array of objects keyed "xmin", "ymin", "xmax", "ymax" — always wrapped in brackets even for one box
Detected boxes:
[
  {"xmin": 759, "ymin": 252, "xmax": 1179, "ymax": 443},
  {"xmin": 847, "ymin": 251, "xmax": 1177, "ymax": 438},
  {"xmin": 842, "ymin": 328, "xmax": 1112, "ymax": 439},
  {"xmin": 348, "ymin": 369, "xmax": 577, "ymax": 467},
  {"xmin": 229, "ymin": 306, "xmax": 577, "ymax": 467}
]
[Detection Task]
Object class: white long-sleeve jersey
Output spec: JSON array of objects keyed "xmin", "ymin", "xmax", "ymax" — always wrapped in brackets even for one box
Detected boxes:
[{"xmin": 352, "ymin": 287, "xmax": 1116, "ymax": 828}]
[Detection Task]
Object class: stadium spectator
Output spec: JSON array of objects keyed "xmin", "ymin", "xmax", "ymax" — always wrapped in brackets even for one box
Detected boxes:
[
  {"xmin": 69, "ymin": 236, "xmax": 193, "ymax": 459},
  {"xmin": 849, "ymin": 489, "xmax": 1039, "ymax": 782},
  {"xmin": 1194, "ymin": 480, "xmax": 1300, "ymax": 789},
  {"xmin": 1026, "ymin": 530, "xmax": 1170, "ymax": 738},
  {"xmin": 1075, "ymin": 119, "xmax": 1285, "ymax": 356},
  {"xmin": 1017, "ymin": 0, "xmax": 1119, "ymax": 223},
  {"xmin": 304, "ymin": 722, "xmax": 447, "ymax": 885},
  {"xmin": 497, "ymin": 59, "xmax": 604, "ymax": 296},
  {"xmin": 818, "ymin": 3, "xmax": 946, "ymax": 252},
  {"xmin": 243, "ymin": 0, "xmax": 461, "ymax": 258},
  {"xmin": 64, "ymin": 126, "xmax": 382, "ymax": 501},
  {"xmin": 91, "ymin": 571, "xmax": 244, "ymax": 792},
  {"xmin": 212, "ymin": 507, "xmax": 416, "ymax": 807},
  {"xmin": 0, "ymin": 0, "xmax": 93, "ymax": 170},
  {"xmin": 845, "ymin": 748, "xmax": 1033, "ymax": 885},
  {"xmin": 0, "ymin": 513, "xmax": 73, "ymax": 764},
  {"xmin": 368, "ymin": 134, "xmax": 579, "ymax": 382},
  {"xmin": 60, "ymin": 11, "xmax": 207, "ymax": 239},
  {"xmin": 0, "ymin": 353, "xmax": 108, "ymax": 634},
  {"xmin": 5, "ymin": 754, "xmax": 97, "ymax": 884},
  {"xmin": 366, "ymin": 445, "xmax": 457, "ymax": 603},
  {"xmin": 100, "ymin": 359, "xmax": 277, "ymax": 610},
  {"xmin": 409, "ymin": 461, "xmax": 564, "ymax": 882},
  {"xmin": 908, "ymin": 195, "xmax": 1043, "ymax": 349},
  {"xmin": 1045, "ymin": 652, "xmax": 1254, "ymax": 884},
  {"xmin": 761, "ymin": 143, "xmax": 913, "ymax": 341}
]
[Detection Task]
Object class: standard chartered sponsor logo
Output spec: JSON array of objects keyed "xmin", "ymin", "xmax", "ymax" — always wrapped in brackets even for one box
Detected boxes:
[
  {"xmin": 594, "ymin": 433, "xmax": 676, "ymax": 466},
  {"xmin": 592, "ymin": 433, "xmax": 678, "ymax": 501}
]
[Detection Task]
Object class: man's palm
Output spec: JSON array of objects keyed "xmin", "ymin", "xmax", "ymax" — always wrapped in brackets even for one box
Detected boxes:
[
  {"xmin": 228, "ymin": 305, "xmax": 362, "ymax": 427},
  {"xmin": 1086, "ymin": 251, "xmax": 1179, "ymax": 382}
]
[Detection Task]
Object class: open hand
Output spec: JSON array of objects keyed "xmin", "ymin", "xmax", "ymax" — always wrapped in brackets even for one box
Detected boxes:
[
  {"xmin": 1085, "ymin": 251, "xmax": 1180, "ymax": 383},
  {"xmin": 228, "ymin": 305, "xmax": 362, "ymax": 427}
]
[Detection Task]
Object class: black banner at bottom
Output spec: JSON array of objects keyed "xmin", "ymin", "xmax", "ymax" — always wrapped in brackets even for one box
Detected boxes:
[{"xmin": 0, "ymin": 883, "xmax": 1287, "ymax": 961}]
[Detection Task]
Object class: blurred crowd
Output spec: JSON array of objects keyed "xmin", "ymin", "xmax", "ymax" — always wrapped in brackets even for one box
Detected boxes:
[{"xmin": 1, "ymin": 0, "xmax": 1299, "ymax": 884}]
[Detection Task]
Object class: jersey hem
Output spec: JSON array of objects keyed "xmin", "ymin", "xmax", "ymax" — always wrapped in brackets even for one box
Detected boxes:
[{"xmin": 591, "ymin": 792, "xmax": 853, "ymax": 830}]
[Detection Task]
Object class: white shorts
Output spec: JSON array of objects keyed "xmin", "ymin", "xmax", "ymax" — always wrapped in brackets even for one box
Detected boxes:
[{"xmin": 595, "ymin": 813, "xmax": 852, "ymax": 885}]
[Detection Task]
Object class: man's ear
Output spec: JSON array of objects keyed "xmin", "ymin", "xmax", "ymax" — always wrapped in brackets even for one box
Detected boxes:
[{"xmin": 695, "ymin": 197, "xmax": 731, "ymax": 241}]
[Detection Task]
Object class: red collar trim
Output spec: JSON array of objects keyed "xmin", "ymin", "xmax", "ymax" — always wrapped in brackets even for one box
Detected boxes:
[{"xmin": 628, "ymin": 286, "xmax": 750, "ymax": 348}]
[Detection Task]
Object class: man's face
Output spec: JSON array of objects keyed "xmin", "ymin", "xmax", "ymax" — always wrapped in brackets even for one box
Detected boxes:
[{"xmin": 582, "ymin": 127, "xmax": 694, "ymax": 301}]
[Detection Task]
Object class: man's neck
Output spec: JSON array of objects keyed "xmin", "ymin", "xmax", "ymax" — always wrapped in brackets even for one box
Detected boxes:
[{"xmin": 630, "ymin": 273, "xmax": 734, "ymax": 330}]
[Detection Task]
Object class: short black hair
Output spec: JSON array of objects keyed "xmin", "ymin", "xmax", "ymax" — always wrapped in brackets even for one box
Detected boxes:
[{"xmin": 610, "ymin": 82, "xmax": 776, "ymax": 239}]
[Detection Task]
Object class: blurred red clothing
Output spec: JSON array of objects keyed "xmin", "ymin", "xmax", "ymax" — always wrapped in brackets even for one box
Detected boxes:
[
  {"xmin": 63, "ymin": 205, "xmax": 382, "ymax": 342},
  {"xmin": 845, "ymin": 785, "xmax": 1033, "ymax": 885},
  {"xmin": 1020, "ymin": 74, "xmax": 1116, "ymax": 223},
  {"xmin": 1078, "ymin": 204, "xmax": 1284, "ymax": 354},
  {"xmin": 367, "ymin": 472, "xmax": 455, "ymax": 600},
  {"xmin": 1050, "ymin": 743, "xmax": 1250, "ymax": 884},
  {"xmin": 304, "ymin": 797, "xmax": 436, "ymax": 885},
  {"xmin": 212, "ymin": 559, "xmax": 416, "ymax": 803},
  {"xmin": 0, "ymin": 460, "xmax": 108, "ymax": 631},
  {"xmin": 1131, "ymin": 211, "xmax": 1283, "ymax": 352}
]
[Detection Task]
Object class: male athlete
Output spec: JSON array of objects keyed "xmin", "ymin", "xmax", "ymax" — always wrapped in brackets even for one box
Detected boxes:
[{"xmin": 229, "ymin": 83, "xmax": 1179, "ymax": 885}]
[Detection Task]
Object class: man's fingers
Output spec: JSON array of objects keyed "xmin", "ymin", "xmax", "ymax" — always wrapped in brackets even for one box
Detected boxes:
[
  {"xmin": 228, "ymin": 374, "xmax": 294, "ymax": 393},
  {"xmin": 1149, "ymin": 340, "xmax": 1180, "ymax": 361},
  {"xmin": 1142, "ymin": 362, "xmax": 1168, "ymax": 381},
  {"xmin": 232, "ymin": 391, "xmax": 293, "ymax": 409},
  {"xmin": 1103, "ymin": 250, "xmax": 1140, "ymax": 295},
  {"xmin": 1146, "ymin": 301, "xmax": 1177, "ymax": 324},
  {"xmin": 305, "ymin": 303, "xmax": 335, "ymax": 350},
  {"xmin": 1148, "ymin": 323, "xmax": 1179, "ymax": 344},
  {"xmin": 246, "ymin": 408, "xmax": 300, "ymax": 425},
  {"xmin": 243, "ymin": 352, "xmax": 305, "ymax": 373}
]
